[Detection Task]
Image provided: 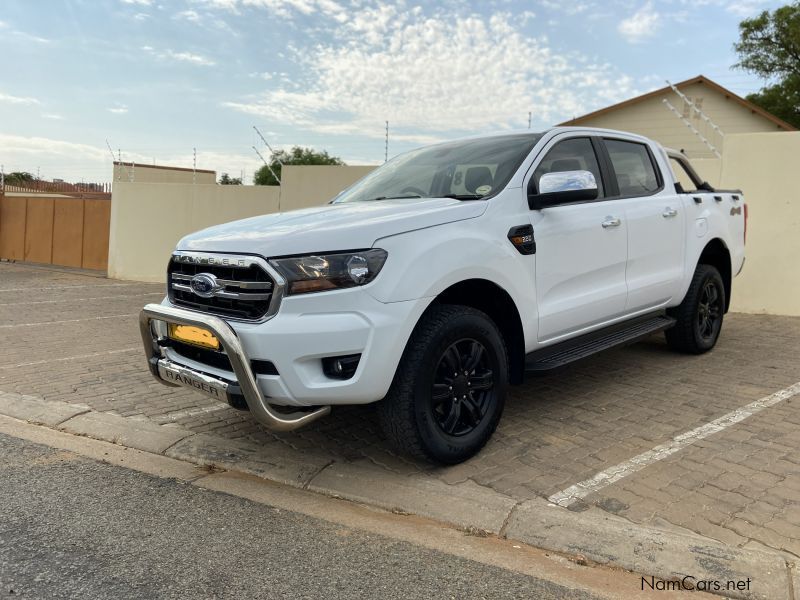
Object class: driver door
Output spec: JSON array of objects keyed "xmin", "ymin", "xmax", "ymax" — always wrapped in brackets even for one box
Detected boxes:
[{"xmin": 529, "ymin": 136, "xmax": 629, "ymax": 342}]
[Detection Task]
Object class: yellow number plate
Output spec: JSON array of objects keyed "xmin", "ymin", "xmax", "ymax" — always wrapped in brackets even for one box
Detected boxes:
[{"xmin": 168, "ymin": 324, "xmax": 220, "ymax": 350}]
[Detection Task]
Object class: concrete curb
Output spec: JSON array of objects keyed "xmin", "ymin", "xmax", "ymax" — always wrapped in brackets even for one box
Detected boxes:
[
  {"xmin": 58, "ymin": 411, "xmax": 192, "ymax": 454},
  {"xmin": 165, "ymin": 432, "xmax": 331, "ymax": 488},
  {"xmin": 0, "ymin": 392, "xmax": 90, "ymax": 427},
  {"xmin": 506, "ymin": 499, "xmax": 790, "ymax": 600},
  {"xmin": 307, "ymin": 461, "xmax": 517, "ymax": 533},
  {"xmin": 0, "ymin": 393, "xmax": 794, "ymax": 600}
]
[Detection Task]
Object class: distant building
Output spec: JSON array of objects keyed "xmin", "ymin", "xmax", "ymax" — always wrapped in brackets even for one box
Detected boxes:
[{"xmin": 560, "ymin": 75, "xmax": 795, "ymax": 158}]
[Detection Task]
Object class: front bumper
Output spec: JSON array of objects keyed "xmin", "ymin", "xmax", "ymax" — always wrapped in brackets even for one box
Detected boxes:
[{"xmin": 140, "ymin": 303, "xmax": 330, "ymax": 432}]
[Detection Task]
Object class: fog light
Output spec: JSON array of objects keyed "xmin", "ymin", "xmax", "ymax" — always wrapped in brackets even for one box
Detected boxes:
[{"xmin": 322, "ymin": 354, "xmax": 361, "ymax": 380}]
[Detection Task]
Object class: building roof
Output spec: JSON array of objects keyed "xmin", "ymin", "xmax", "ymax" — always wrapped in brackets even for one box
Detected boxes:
[{"xmin": 559, "ymin": 75, "xmax": 796, "ymax": 131}]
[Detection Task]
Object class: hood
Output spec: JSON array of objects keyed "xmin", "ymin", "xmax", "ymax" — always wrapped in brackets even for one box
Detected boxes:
[{"xmin": 177, "ymin": 197, "xmax": 487, "ymax": 256}]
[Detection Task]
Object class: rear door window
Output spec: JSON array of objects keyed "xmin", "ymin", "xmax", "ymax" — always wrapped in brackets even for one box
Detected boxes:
[{"xmin": 604, "ymin": 139, "xmax": 661, "ymax": 197}]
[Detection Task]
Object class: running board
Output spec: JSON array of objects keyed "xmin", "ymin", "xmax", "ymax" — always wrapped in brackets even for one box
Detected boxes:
[{"xmin": 525, "ymin": 315, "xmax": 676, "ymax": 373}]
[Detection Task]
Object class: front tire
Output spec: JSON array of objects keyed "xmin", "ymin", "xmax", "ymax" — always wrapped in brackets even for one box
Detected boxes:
[
  {"xmin": 378, "ymin": 305, "xmax": 507, "ymax": 464},
  {"xmin": 665, "ymin": 264, "xmax": 725, "ymax": 354}
]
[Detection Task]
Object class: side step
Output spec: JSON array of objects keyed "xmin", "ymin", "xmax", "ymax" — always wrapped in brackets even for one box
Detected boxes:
[{"xmin": 525, "ymin": 315, "xmax": 676, "ymax": 373}]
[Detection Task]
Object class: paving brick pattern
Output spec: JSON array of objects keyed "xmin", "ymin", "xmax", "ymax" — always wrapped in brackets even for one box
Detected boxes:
[{"xmin": 2, "ymin": 262, "xmax": 799, "ymax": 558}]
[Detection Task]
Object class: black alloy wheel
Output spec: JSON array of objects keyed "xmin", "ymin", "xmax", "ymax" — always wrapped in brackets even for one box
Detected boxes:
[
  {"xmin": 431, "ymin": 339, "xmax": 495, "ymax": 437},
  {"xmin": 697, "ymin": 280, "xmax": 723, "ymax": 341}
]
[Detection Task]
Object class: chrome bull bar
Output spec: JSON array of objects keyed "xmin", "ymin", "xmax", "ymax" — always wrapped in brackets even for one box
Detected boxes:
[{"xmin": 139, "ymin": 303, "xmax": 330, "ymax": 432}]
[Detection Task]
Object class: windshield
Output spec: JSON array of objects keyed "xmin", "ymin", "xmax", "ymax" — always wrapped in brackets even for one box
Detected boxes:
[{"xmin": 333, "ymin": 133, "xmax": 543, "ymax": 203}]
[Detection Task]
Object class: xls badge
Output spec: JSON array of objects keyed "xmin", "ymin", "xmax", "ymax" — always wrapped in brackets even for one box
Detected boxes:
[{"xmin": 189, "ymin": 273, "xmax": 219, "ymax": 298}]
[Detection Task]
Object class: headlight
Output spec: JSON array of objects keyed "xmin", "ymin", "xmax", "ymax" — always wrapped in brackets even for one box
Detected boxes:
[{"xmin": 269, "ymin": 249, "xmax": 388, "ymax": 295}]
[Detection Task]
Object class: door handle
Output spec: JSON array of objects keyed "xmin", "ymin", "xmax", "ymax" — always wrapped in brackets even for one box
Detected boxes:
[
  {"xmin": 662, "ymin": 207, "xmax": 678, "ymax": 218},
  {"xmin": 601, "ymin": 217, "xmax": 621, "ymax": 228}
]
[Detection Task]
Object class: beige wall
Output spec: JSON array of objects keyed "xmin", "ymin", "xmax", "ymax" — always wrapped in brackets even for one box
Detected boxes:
[
  {"xmin": 108, "ymin": 182, "xmax": 279, "ymax": 282},
  {"xmin": 571, "ymin": 81, "xmax": 786, "ymax": 159},
  {"xmin": 113, "ymin": 163, "xmax": 216, "ymax": 185},
  {"xmin": 107, "ymin": 152, "xmax": 799, "ymax": 317},
  {"xmin": 280, "ymin": 164, "xmax": 376, "ymax": 210},
  {"xmin": 107, "ymin": 165, "xmax": 371, "ymax": 282},
  {"xmin": 719, "ymin": 133, "xmax": 800, "ymax": 316}
]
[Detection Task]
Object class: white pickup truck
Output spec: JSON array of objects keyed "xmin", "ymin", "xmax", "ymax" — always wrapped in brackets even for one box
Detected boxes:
[{"xmin": 140, "ymin": 127, "xmax": 746, "ymax": 464}]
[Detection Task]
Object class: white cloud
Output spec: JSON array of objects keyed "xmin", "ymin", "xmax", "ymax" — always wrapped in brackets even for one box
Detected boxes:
[
  {"xmin": 141, "ymin": 45, "xmax": 216, "ymax": 66},
  {"xmin": 724, "ymin": 0, "xmax": 769, "ymax": 17},
  {"xmin": 121, "ymin": 0, "xmax": 153, "ymax": 5},
  {"xmin": 0, "ymin": 92, "xmax": 41, "ymax": 106},
  {"xmin": 108, "ymin": 105, "xmax": 129, "ymax": 114},
  {"xmin": 41, "ymin": 113, "xmax": 64, "ymax": 120},
  {"xmin": 225, "ymin": 10, "xmax": 634, "ymax": 137},
  {"xmin": 198, "ymin": 0, "xmax": 346, "ymax": 20},
  {"xmin": 0, "ymin": 134, "xmax": 108, "ymax": 162},
  {"xmin": 175, "ymin": 9, "xmax": 202, "ymax": 22},
  {"xmin": 133, "ymin": 12, "xmax": 151, "ymax": 21},
  {"xmin": 618, "ymin": 2, "xmax": 660, "ymax": 43}
]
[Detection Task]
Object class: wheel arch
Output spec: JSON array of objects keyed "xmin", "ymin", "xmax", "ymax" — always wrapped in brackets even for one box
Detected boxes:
[
  {"xmin": 431, "ymin": 278, "xmax": 526, "ymax": 385},
  {"xmin": 697, "ymin": 238, "xmax": 732, "ymax": 313}
]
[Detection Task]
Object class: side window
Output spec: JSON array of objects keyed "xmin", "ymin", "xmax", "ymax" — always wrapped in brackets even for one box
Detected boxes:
[
  {"xmin": 604, "ymin": 139, "xmax": 661, "ymax": 196},
  {"xmin": 532, "ymin": 137, "xmax": 604, "ymax": 198}
]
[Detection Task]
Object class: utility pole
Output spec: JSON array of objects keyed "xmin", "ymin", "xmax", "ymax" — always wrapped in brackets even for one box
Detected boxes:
[
  {"xmin": 193, "ymin": 147, "xmax": 197, "ymax": 185},
  {"xmin": 528, "ymin": 112, "xmax": 531, "ymax": 129},
  {"xmin": 384, "ymin": 120, "xmax": 389, "ymax": 162}
]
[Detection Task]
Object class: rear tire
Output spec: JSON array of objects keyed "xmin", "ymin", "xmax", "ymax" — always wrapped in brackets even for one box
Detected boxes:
[
  {"xmin": 378, "ymin": 305, "xmax": 507, "ymax": 464},
  {"xmin": 665, "ymin": 264, "xmax": 725, "ymax": 354}
]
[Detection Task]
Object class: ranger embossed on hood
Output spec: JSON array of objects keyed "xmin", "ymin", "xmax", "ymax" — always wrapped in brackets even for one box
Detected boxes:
[{"xmin": 177, "ymin": 198, "xmax": 487, "ymax": 257}]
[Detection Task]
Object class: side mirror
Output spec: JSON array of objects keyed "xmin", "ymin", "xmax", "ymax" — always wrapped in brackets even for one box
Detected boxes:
[{"xmin": 528, "ymin": 170, "xmax": 598, "ymax": 210}]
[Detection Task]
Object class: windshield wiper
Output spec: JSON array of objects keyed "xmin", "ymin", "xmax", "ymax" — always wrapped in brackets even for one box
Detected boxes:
[
  {"xmin": 364, "ymin": 194, "xmax": 422, "ymax": 201},
  {"xmin": 442, "ymin": 194, "xmax": 484, "ymax": 200}
]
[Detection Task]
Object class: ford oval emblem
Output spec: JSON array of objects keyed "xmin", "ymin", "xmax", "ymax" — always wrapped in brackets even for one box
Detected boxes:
[{"xmin": 189, "ymin": 273, "xmax": 218, "ymax": 298}]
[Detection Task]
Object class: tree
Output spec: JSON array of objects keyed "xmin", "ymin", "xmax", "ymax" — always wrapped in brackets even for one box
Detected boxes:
[
  {"xmin": 253, "ymin": 146, "xmax": 345, "ymax": 186},
  {"xmin": 734, "ymin": 2, "xmax": 800, "ymax": 128},
  {"xmin": 4, "ymin": 171, "xmax": 35, "ymax": 184},
  {"xmin": 218, "ymin": 173, "xmax": 242, "ymax": 185}
]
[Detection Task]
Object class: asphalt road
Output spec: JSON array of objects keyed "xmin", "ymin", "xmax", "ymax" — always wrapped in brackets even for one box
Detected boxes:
[{"xmin": 0, "ymin": 432, "xmax": 603, "ymax": 600}]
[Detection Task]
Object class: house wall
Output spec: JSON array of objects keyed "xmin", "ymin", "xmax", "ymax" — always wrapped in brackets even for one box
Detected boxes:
[{"xmin": 568, "ymin": 81, "xmax": 787, "ymax": 159}]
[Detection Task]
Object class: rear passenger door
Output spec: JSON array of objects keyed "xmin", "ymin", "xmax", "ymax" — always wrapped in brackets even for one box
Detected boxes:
[{"xmin": 601, "ymin": 138, "xmax": 685, "ymax": 312}]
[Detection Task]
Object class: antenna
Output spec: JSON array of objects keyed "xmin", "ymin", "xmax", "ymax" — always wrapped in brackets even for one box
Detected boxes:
[
  {"xmin": 528, "ymin": 112, "xmax": 531, "ymax": 129},
  {"xmin": 662, "ymin": 99, "xmax": 721, "ymax": 158},
  {"xmin": 106, "ymin": 139, "xmax": 131, "ymax": 182},
  {"xmin": 193, "ymin": 147, "xmax": 197, "ymax": 184},
  {"xmin": 252, "ymin": 146, "xmax": 281, "ymax": 185},
  {"xmin": 666, "ymin": 80, "xmax": 725, "ymax": 139},
  {"xmin": 384, "ymin": 120, "xmax": 389, "ymax": 162},
  {"xmin": 253, "ymin": 126, "xmax": 284, "ymax": 167}
]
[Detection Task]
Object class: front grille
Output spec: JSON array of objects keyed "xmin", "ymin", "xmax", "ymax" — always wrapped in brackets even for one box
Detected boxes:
[{"xmin": 167, "ymin": 254, "xmax": 276, "ymax": 320}]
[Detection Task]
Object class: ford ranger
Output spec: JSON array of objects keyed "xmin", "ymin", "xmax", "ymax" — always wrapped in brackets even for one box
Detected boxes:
[{"xmin": 140, "ymin": 127, "xmax": 747, "ymax": 464}]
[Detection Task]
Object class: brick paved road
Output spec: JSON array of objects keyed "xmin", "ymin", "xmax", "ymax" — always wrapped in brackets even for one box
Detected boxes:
[{"xmin": 2, "ymin": 261, "xmax": 799, "ymax": 558}]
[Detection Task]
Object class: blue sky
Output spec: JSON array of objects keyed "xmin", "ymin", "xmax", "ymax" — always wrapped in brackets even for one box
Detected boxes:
[{"xmin": 0, "ymin": 0, "xmax": 784, "ymax": 183}]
